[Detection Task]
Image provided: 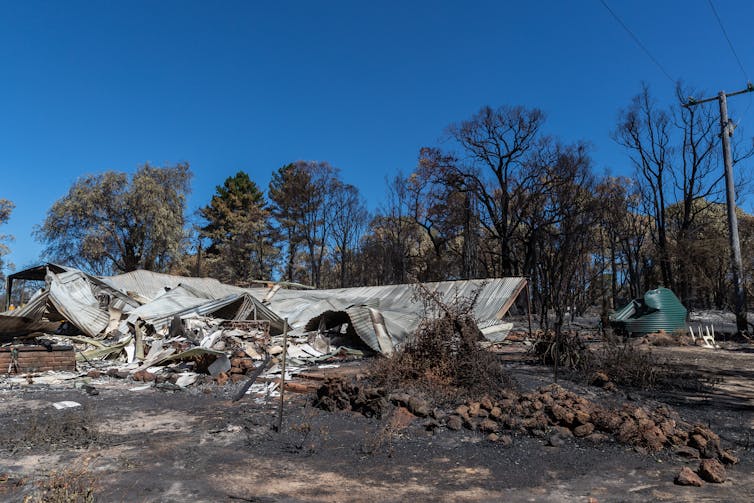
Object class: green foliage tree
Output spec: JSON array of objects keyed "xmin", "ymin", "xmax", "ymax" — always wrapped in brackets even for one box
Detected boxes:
[
  {"xmin": 199, "ymin": 171, "xmax": 279, "ymax": 284},
  {"xmin": 36, "ymin": 163, "xmax": 192, "ymax": 274}
]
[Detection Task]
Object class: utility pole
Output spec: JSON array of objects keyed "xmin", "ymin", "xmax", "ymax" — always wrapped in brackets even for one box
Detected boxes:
[{"xmin": 685, "ymin": 83, "xmax": 754, "ymax": 334}]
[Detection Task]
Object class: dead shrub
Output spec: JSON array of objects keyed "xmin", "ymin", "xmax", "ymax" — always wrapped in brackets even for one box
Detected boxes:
[
  {"xmin": 528, "ymin": 330, "xmax": 593, "ymax": 371},
  {"xmin": 529, "ymin": 330, "xmax": 714, "ymax": 391},
  {"xmin": 639, "ymin": 330, "xmax": 692, "ymax": 347},
  {"xmin": 23, "ymin": 463, "xmax": 95, "ymax": 503},
  {"xmin": 591, "ymin": 340, "xmax": 716, "ymax": 392},
  {"xmin": 591, "ymin": 341, "xmax": 662, "ymax": 389},
  {"xmin": 361, "ymin": 423, "xmax": 396, "ymax": 457},
  {"xmin": 372, "ymin": 283, "xmax": 514, "ymax": 403}
]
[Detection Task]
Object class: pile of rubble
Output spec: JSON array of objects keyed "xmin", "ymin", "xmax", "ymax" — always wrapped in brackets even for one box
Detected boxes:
[
  {"xmin": 2, "ymin": 264, "xmax": 529, "ymax": 394},
  {"xmin": 64, "ymin": 319, "xmax": 272, "ymax": 391},
  {"xmin": 315, "ymin": 378, "xmax": 389, "ymax": 418},
  {"xmin": 445, "ymin": 384, "xmax": 734, "ymax": 459},
  {"xmin": 314, "ymin": 378, "xmax": 738, "ymax": 483},
  {"xmin": 0, "ymin": 265, "xmax": 372, "ymax": 394}
]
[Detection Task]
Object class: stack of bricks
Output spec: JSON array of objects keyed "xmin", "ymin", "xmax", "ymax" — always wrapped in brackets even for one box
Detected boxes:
[
  {"xmin": 0, "ymin": 345, "xmax": 77, "ymax": 373},
  {"xmin": 228, "ymin": 350, "xmax": 260, "ymax": 383},
  {"xmin": 219, "ymin": 319, "xmax": 271, "ymax": 339}
]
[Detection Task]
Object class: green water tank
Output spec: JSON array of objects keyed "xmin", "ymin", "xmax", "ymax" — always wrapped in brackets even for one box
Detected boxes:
[{"xmin": 609, "ymin": 287, "xmax": 687, "ymax": 335}]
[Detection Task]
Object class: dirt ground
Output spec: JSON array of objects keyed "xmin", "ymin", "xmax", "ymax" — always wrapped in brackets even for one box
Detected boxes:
[{"xmin": 1, "ymin": 340, "xmax": 754, "ymax": 502}]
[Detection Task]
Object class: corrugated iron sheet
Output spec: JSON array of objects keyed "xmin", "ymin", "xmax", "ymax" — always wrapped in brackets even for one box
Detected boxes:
[
  {"xmin": 8, "ymin": 290, "xmax": 49, "ymax": 320},
  {"xmin": 48, "ymin": 271, "xmax": 110, "ymax": 338},
  {"xmin": 124, "ymin": 289, "xmax": 283, "ymax": 333},
  {"xmin": 267, "ymin": 278, "xmax": 525, "ymax": 324},
  {"xmin": 265, "ymin": 278, "xmax": 527, "ymax": 351},
  {"xmin": 102, "ymin": 270, "xmax": 249, "ymax": 301}
]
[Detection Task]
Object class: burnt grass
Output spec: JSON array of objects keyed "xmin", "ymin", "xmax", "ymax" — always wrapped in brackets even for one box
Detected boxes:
[
  {"xmin": 1, "ymin": 340, "xmax": 754, "ymax": 502},
  {"xmin": 0, "ymin": 405, "xmax": 102, "ymax": 454}
]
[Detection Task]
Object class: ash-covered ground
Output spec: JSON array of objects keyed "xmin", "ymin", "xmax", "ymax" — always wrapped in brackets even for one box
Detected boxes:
[{"xmin": 1, "ymin": 325, "xmax": 754, "ymax": 503}]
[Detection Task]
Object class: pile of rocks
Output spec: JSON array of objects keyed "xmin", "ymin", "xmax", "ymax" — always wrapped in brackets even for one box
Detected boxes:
[
  {"xmin": 443, "ymin": 384, "xmax": 737, "ymax": 465},
  {"xmin": 314, "ymin": 378, "xmax": 388, "ymax": 418},
  {"xmin": 675, "ymin": 458, "xmax": 729, "ymax": 486},
  {"xmin": 314, "ymin": 378, "xmax": 738, "ymax": 481}
]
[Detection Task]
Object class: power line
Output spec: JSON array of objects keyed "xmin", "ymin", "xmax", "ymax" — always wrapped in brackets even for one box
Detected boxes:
[
  {"xmin": 706, "ymin": 0, "xmax": 749, "ymax": 83},
  {"xmin": 599, "ymin": 0, "xmax": 676, "ymax": 85},
  {"xmin": 705, "ymin": 0, "xmax": 752, "ymax": 126}
]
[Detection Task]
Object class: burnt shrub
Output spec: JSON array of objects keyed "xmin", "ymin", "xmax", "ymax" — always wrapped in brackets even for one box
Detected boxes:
[
  {"xmin": 23, "ymin": 463, "xmax": 95, "ymax": 503},
  {"xmin": 529, "ymin": 330, "xmax": 715, "ymax": 392},
  {"xmin": 528, "ymin": 330, "xmax": 594, "ymax": 372},
  {"xmin": 591, "ymin": 340, "xmax": 662, "ymax": 389},
  {"xmin": 371, "ymin": 283, "xmax": 514, "ymax": 403}
]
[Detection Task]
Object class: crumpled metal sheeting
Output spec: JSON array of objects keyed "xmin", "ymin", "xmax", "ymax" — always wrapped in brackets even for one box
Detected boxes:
[
  {"xmin": 6, "ymin": 264, "xmax": 524, "ymax": 360},
  {"xmin": 477, "ymin": 319, "xmax": 514, "ymax": 342},
  {"xmin": 124, "ymin": 288, "xmax": 283, "ymax": 334},
  {"xmin": 86, "ymin": 275, "xmax": 142, "ymax": 313},
  {"xmin": 125, "ymin": 291, "xmax": 212, "ymax": 327},
  {"xmin": 306, "ymin": 307, "xmax": 403, "ymax": 354},
  {"xmin": 262, "ymin": 278, "xmax": 527, "ymax": 353},
  {"xmin": 78, "ymin": 335, "xmax": 133, "ymax": 361},
  {"xmin": 48, "ymin": 271, "xmax": 110, "ymax": 338},
  {"xmin": 377, "ymin": 310, "xmax": 425, "ymax": 347},
  {"xmin": 102, "ymin": 269, "xmax": 250, "ymax": 302},
  {"xmin": 103, "ymin": 270, "xmax": 284, "ymax": 334},
  {"xmin": 263, "ymin": 278, "xmax": 526, "ymax": 325},
  {"xmin": 167, "ymin": 283, "xmax": 216, "ymax": 300},
  {"xmin": 345, "ymin": 306, "xmax": 394, "ymax": 355},
  {"xmin": 265, "ymin": 296, "xmax": 356, "ymax": 334},
  {"xmin": 6, "ymin": 290, "xmax": 49, "ymax": 320}
]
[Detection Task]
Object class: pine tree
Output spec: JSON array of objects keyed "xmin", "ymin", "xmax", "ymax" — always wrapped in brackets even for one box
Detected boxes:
[{"xmin": 200, "ymin": 171, "xmax": 279, "ymax": 284}]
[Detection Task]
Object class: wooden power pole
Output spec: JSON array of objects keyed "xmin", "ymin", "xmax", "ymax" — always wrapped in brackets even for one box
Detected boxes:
[{"xmin": 685, "ymin": 83, "xmax": 754, "ymax": 334}]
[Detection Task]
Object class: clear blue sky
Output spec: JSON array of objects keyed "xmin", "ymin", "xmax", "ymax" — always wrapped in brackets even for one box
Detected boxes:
[{"xmin": 2, "ymin": 0, "xmax": 753, "ymax": 273}]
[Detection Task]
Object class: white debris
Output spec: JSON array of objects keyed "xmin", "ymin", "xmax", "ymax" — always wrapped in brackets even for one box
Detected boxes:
[
  {"xmin": 200, "ymin": 329, "xmax": 224, "ymax": 349},
  {"xmin": 175, "ymin": 373, "xmax": 199, "ymax": 387},
  {"xmin": 52, "ymin": 401, "xmax": 81, "ymax": 410}
]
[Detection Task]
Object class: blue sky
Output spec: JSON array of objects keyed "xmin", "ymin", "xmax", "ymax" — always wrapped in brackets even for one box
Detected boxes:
[{"xmin": 1, "ymin": 0, "xmax": 753, "ymax": 272}]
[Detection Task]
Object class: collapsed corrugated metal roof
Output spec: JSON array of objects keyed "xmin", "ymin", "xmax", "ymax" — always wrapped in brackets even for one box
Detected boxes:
[
  {"xmin": 101, "ymin": 269, "xmax": 250, "ymax": 302},
  {"xmin": 271, "ymin": 278, "xmax": 527, "ymax": 351},
  {"xmin": 47, "ymin": 270, "xmax": 110, "ymax": 338},
  {"xmin": 3, "ymin": 264, "xmax": 284, "ymax": 338},
  {"xmin": 9, "ymin": 289, "xmax": 50, "ymax": 320},
  {"xmin": 4, "ymin": 263, "xmax": 526, "ymax": 355},
  {"xmin": 124, "ymin": 287, "xmax": 283, "ymax": 334}
]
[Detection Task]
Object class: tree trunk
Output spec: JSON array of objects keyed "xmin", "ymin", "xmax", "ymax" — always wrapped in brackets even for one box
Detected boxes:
[{"xmin": 461, "ymin": 193, "xmax": 477, "ymax": 280}]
